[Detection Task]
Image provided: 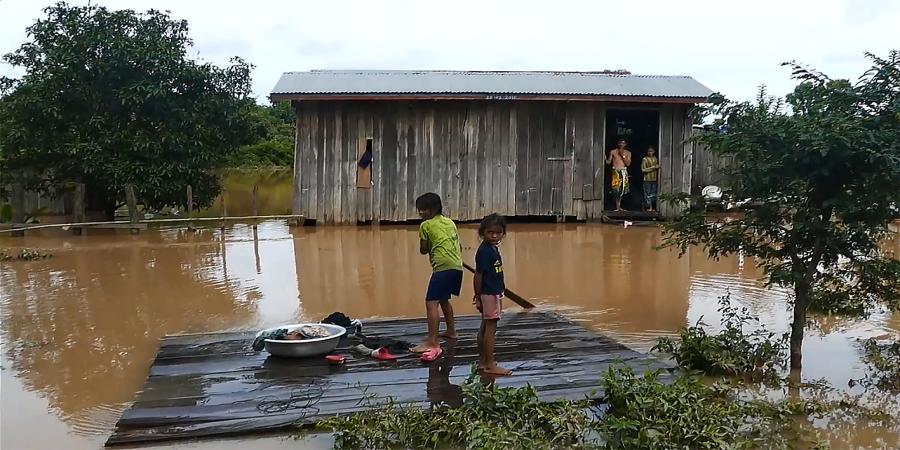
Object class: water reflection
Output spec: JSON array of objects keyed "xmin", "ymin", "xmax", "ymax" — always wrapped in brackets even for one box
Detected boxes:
[{"xmin": 1, "ymin": 221, "xmax": 898, "ymax": 449}]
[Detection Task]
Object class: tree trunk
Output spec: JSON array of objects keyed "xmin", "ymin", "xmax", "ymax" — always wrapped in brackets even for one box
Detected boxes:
[{"xmin": 790, "ymin": 283, "xmax": 812, "ymax": 370}]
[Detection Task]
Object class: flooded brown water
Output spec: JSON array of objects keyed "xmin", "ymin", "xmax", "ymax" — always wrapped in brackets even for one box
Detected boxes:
[{"xmin": 2, "ymin": 172, "xmax": 899, "ymax": 449}]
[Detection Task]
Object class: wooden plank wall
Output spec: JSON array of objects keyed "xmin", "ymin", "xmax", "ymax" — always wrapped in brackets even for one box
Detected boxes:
[
  {"xmin": 293, "ymin": 100, "xmax": 691, "ymax": 224},
  {"xmin": 691, "ymin": 141, "xmax": 732, "ymax": 194},
  {"xmin": 657, "ymin": 105, "xmax": 693, "ymax": 218}
]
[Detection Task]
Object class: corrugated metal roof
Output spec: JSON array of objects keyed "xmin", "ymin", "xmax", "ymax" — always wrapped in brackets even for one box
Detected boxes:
[{"xmin": 271, "ymin": 70, "xmax": 713, "ymax": 99}]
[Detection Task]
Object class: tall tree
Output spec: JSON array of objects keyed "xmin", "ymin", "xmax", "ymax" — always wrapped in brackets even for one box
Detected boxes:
[
  {"xmin": 227, "ymin": 101, "xmax": 296, "ymax": 167},
  {"xmin": 0, "ymin": 2, "xmax": 260, "ymax": 217},
  {"xmin": 663, "ymin": 51, "xmax": 900, "ymax": 370}
]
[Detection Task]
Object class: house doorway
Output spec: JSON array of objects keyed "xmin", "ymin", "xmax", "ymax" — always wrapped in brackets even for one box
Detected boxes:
[{"xmin": 604, "ymin": 109, "xmax": 660, "ymax": 212}]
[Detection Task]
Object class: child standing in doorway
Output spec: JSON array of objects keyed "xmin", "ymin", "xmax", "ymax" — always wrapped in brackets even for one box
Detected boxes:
[
  {"xmin": 473, "ymin": 214, "xmax": 512, "ymax": 376},
  {"xmin": 641, "ymin": 145, "xmax": 660, "ymax": 212},
  {"xmin": 412, "ymin": 193, "xmax": 462, "ymax": 358}
]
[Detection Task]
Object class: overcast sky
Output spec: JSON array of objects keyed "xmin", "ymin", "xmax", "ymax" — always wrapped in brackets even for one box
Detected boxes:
[{"xmin": 1, "ymin": 0, "xmax": 898, "ymax": 103}]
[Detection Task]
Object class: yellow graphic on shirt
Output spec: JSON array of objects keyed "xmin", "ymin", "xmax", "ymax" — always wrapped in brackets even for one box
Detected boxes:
[{"xmin": 494, "ymin": 260, "xmax": 503, "ymax": 273}]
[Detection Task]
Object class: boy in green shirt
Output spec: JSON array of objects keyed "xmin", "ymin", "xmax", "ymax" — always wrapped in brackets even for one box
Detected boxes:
[
  {"xmin": 411, "ymin": 193, "xmax": 462, "ymax": 355},
  {"xmin": 641, "ymin": 145, "xmax": 660, "ymax": 212}
]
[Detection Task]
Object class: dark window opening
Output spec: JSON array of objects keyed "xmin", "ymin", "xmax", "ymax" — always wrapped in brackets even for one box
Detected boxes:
[{"xmin": 357, "ymin": 138, "xmax": 373, "ymax": 188}]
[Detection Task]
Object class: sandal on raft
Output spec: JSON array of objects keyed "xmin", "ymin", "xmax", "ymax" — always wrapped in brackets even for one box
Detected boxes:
[
  {"xmin": 420, "ymin": 347, "xmax": 442, "ymax": 362},
  {"xmin": 372, "ymin": 347, "xmax": 401, "ymax": 360}
]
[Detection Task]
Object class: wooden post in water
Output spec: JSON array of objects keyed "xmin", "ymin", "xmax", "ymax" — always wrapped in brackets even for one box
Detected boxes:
[
  {"xmin": 251, "ymin": 183, "xmax": 259, "ymax": 230},
  {"xmin": 186, "ymin": 185, "xmax": 194, "ymax": 231},
  {"xmin": 124, "ymin": 184, "xmax": 140, "ymax": 234},
  {"xmin": 219, "ymin": 194, "xmax": 226, "ymax": 231},
  {"xmin": 73, "ymin": 183, "xmax": 86, "ymax": 236},
  {"xmin": 253, "ymin": 225, "xmax": 261, "ymax": 273},
  {"xmin": 10, "ymin": 183, "xmax": 25, "ymax": 237}
]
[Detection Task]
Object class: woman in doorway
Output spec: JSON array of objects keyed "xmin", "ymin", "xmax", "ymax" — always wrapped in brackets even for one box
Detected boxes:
[{"xmin": 641, "ymin": 145, "xmax": 660, "ymax": 212}]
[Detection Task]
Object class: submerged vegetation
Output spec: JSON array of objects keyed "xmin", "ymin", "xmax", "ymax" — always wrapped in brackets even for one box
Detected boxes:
[
  {"xmin": 0, "ymin": 248, "xmax": 53, "ymax": 261},
  {"xmin": 652, "ymin": 296, "xmax": 786, "ymax": 382},
  {"xmin": 598, "ymin": 367, "xmax": 818, "ymax": 450},
  {"xmin": 857, "ymin": 339, "xmax": 900, "ymax": 391},
  {"xmin": 319, "ymin": 365, "xmax": 894, "ymax": 450},
  {"xmin": 320, "ymin": 370, "xmax": 593, "ymax": 449}
]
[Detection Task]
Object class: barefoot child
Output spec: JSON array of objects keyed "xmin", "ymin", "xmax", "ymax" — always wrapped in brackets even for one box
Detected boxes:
[
  {"xmin": 411, "ymin": 193, "xmax": 462, "ymax": 355},
  {"xmin": 473, "ymin": 214, "xmax": 512, "ymax": 376},
  {"xmin": 641, "ymin": 145, "xmax": 660, "ymax": 212}
]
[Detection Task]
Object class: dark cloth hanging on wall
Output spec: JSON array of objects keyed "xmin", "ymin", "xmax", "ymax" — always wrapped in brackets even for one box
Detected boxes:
[{"xmin": 357, "ymin": 146, "xmax": 373, "ymax": 168}]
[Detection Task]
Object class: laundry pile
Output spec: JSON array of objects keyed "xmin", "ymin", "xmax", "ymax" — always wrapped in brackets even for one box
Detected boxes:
[
  {"xmin": 251, "ymin": 324, "xmax": 334, "ymax": 351},
  {"xmin": 253, "ymin": 312, "xmax": 440, "ymax": 363}
]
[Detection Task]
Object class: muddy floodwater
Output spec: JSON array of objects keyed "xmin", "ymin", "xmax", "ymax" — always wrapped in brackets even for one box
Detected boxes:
[{"xmin": 2, "ymin": 173, "xmax": 899, "ymax": 449}]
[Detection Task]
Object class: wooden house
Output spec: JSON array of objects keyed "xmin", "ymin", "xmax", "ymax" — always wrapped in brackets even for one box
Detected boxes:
[{"xmin": 270, "ymin": 70, "xmax": 712, "ymax": 224}]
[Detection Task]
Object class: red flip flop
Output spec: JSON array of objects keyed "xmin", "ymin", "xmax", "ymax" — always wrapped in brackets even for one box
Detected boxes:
[
  {"xmin": 420, "ymin": 347, "xmax": 442, "ymax": 362},
  {"xmin": 325, "ymin": 354, "xmax": 345, "ymax": 365},
  {"xmin": 372, "ymin": 347, "xmax": 400, "ymax": 361}
]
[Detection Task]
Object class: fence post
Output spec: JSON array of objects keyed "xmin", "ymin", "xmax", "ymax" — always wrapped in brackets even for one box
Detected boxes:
[
  {"xmin": 219, "ymin": 194, "xmax": 226, "ymax": 231},
  {"xmin": 73, "ymin": 183, "xmax": 86, "ymax": 236},
  {"xmin": 252, "ymin": 183, "xmax": 259, "ymax": 229},
  {"xmin": 124, "ymin": 184, "xmax": 139, "ymax": 234},
  {"xmin": 10, "ymin": 183, "xmax": 25, "ymax": 237},
  {"xmin": 186, "ymin": 185, "xmax": 194, "ymax": 231}
]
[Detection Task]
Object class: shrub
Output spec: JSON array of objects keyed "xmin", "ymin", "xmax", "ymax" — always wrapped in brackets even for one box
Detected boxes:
[
  {"xmin": 858, "ymin": 339, "xmax": 900, "ymax": 391},
  {"xmin": 652, "ymin": 295, "xmax": 786, "ymax": 382},
  {"xmin": 318, "ymin": 369, "xmax": 594, "ymax": 450},
  {"xmin": 597, "ymin": 367, "xmax": 813, "ymax": 450}
]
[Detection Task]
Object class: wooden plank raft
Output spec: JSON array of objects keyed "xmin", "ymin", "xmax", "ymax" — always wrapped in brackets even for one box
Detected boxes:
[{"xmin": 106, "ymin": 311, "xmax": 672, "ymax": 446}]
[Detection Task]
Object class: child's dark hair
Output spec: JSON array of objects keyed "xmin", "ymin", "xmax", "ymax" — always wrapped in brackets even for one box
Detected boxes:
[
  {"xmin": 648, "ymin": 144, "xmax": 656, "ymax": 150},
  {"xmin": 478, "ymin": 213, "xmax": 507, "ymax": 236},
  {"xmin": 415, "ymin": 192, "xmax": 443, "ymax": 214}
]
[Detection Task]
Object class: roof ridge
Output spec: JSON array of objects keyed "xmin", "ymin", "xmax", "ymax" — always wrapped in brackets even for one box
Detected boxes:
[
  {"xmin": 272, "ymin": 70, "xmax": 714, "ymax": 99},
  {"xmin": 292, "ymin": 69, "xmax": 691, "ymax": 78}
]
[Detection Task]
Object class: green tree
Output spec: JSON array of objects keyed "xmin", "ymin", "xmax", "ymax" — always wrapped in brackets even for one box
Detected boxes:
[
  {"xmin": 227, "ymin": 101, "xmax": 296, "ymax": 167},
  {"xmin": 0, "ymin": 2, "xmax": 260, "ymax": 217},
  {"xmin": 663, "ymin": 51, "xmax": 900, "ymax": 370}
]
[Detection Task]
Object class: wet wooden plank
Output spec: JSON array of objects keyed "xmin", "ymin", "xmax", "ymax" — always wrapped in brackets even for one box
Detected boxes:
[
  {"xmin": 573, "ymin": 104, "xmax": 592, "ymax": 201},
  {"xmin": 107, "ymin": 311, "xmax": 670, "ymax": 446},
  {"xmin": 515, "ymin": 103, "xmax": 529, "ymax": 215},
  {"xmin": 341, "ymin": 107, "xmax": 355, "ymax": 224},
  {"xmin": 467, "ymin": 104, "xmax": 481, "ymax": 221},
  {"xmin": 591, "ymin": 103, "xmax": 607, "ymax": 207},
  {"xmin": 476, "ymin": 105, "xmax": 488, "ymax": 218},
  {"xmin": 292, "ymin": 106, "xmax": 304, "ymax": 218},
  {"xmin": 323, "ymin": 105, "xmax": 336, "ymax": 224},
  {"xmin": 398, "ymin": 104, "xmax": 411, "ymax": 221},
  {"xmin": 381, "ymin": 105, "xmax": 397, "ymax": 222},
  {"xmin": 526, "ymin": 105, "xmax": 543, "ymax": 215},
  {"xmin": 311, "ymin": 104, "xmax": 322, "ymax": 221},
  {"xmin": 372, "ymin": 107, "xmax": 383, "ymax": 222},
  {"xmin": 681, "ymin": 106, "xmax": 694, "ymax": 202},
  {"xmin": 426, "ymin": 108, "xmax": 439, "ymax": 212},
  {"xmin": 495, "ymin": 105, "xmax": 507, "ymax": 215},
  {"xmin": 670, "ymin": 105, "xmax": 683, "ymax": 213},
  {"xmin": 658, "ymin": 105, "xmax": 674, "ymax": 218},
  {"xmin": 442, "ymin": 107, "xmax": 456, "ymax": 217},
  {"xmin": 506, "ymin": 106, "xmax": 517, "ymax": 217}
]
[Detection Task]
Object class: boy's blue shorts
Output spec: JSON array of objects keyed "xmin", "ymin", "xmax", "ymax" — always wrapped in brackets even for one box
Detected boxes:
[{"xmin": 425, "ymin": 269, "xmax": 463, "ymax": 301}]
